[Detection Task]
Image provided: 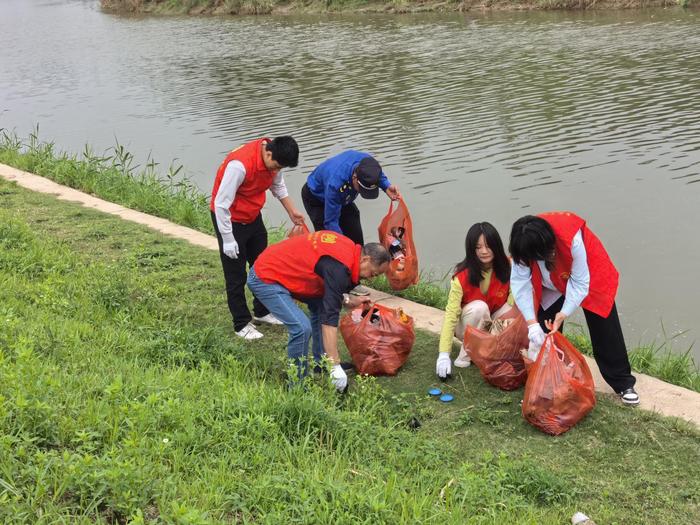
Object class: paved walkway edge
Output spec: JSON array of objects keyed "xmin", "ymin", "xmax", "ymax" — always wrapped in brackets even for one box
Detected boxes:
[{"xmin": 2, "ymin": 162, "xmax": 699, "ymax": 427}]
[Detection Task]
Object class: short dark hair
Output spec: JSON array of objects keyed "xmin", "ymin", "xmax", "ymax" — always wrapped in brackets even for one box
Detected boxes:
[
  {"xmin": 266, "ymin": 136, "xmax": 299, "ymax": 168},
  {"xmin": 509, "ymin": 215, "xmax": 556, "ymax": 270},
  {"xmin": 454, "ymin": 222, "xmax": 510, "ymax": 286},
  {"xmin": 361, "ymin": 242, "xmax": 390, "ymax": 267}
]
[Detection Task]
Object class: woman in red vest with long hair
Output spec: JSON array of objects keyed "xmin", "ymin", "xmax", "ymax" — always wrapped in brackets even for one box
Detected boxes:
[
  {"xmin": 509, "ymin": 211, "xmax": 639, "ymax": 406},
  {"xmin": 436, "ymin": 222, "xmax": 513, "ymax": 380}
]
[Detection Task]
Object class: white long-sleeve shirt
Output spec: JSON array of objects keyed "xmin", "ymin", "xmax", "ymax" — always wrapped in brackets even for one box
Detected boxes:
[
  {"xmin": 510, "ymin": 230, "xmax": 591, "ymax": 321},
  {"xmin": 213, "ymin": 159, "xmax": 289, "ymax": 241}
]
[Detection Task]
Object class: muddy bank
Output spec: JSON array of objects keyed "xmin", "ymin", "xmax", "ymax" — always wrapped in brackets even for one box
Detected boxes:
[{"xmin": 101, "ymin": 0, "xmax": 686, "ymax": 16}]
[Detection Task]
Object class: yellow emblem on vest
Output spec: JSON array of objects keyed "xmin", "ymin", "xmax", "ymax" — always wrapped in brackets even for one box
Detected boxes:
[
  {"xmin": 320, "ymin": 233, "xmax": 338, "ymax": 244},
  {"xmin": 560, "ymin": 272, "xmax": 570, "ymax": 280}
]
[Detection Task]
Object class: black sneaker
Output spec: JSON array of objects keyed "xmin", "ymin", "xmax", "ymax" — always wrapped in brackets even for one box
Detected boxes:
[{"xmin": 619, "ymin": 387, "xmax": 640, "ymax": 406}]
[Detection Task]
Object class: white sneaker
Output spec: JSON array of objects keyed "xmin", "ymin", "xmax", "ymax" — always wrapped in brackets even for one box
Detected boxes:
[
  {"xmin": 454, "ymin": 345, "xmax": 471, "ymax": 368},
  {"xmin": 618, "ymin": 387, "xmax": 640, "ymax": 406},
  {"xmin": 235, "ymin": 323, "xmax": 263, "ymax": 340},
  {"xmin": 253, "ymin": 313, "xmax": 284, "ymax": 326}
]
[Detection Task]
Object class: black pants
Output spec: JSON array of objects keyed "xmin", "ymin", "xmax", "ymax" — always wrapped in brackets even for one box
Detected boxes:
[
  {"xmin": 538, "ymin": 296, "xmax": 635, "ymax": 392},
  {"xmin": 211, "ymin": 212, "xmax": 269, "ymax": 331},
  {"xmin": 301, "ymin": 183, "xmax": 364, "ymax": 245}
]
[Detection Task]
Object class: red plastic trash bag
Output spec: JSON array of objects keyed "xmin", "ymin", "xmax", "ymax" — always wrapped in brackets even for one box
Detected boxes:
[
  {"xmin": 287, "ymin": 221, "xmax": 310, "ymax": 238},
  {"xmin": 340, "ymin": 303, "xmax": 415, "ymax": 376},
  {"xmin": 378, "ymin": 198, "xmax": 419, "ymax": 291},
  {"xmin": 464, "ymin": 308, "xmax": 529, "ymax": 390},
  {"xmin": 522, "ymin": 332, "xmax": 596, "ymax": 436}
]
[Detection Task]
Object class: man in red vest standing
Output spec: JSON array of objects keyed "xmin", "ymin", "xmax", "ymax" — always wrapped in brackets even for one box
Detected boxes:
[
  {"xmin": 211, "ymin": 136, "xmax": 304, "ymax": 340},
  {"xmin": 247, "ymin": 231, "xmax": 390, "ymax": 391},
  {"xmin": 509, "ymin": 212, "xmax": 639, "ymax": 406}
]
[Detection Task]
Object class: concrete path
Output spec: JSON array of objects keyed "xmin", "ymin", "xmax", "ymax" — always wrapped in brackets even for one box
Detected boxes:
[
  {"xmin": 2, "ymin": 162, "xmax": 699, "ymax": 426},
  {"xmin": 0, "ymin": 164, "xmax": 219, "ymax": 251}
]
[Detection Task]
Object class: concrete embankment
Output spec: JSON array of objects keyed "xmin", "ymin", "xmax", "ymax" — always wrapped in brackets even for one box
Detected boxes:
[{"xmin": 2, "ymin": 162, "xmax": 698, "ymax": 426}]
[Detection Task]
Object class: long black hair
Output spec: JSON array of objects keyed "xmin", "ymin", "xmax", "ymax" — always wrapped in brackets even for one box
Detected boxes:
[
  {"xmin": 508, "ymin": 215, "xmax": 556, "ymax": 271},
  {"xmin": 454, "ymin": 222, "xmax": 510, "ymax": 287}
]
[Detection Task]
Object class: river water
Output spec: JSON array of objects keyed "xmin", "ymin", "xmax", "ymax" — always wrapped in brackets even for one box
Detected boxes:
[{"xmin": 2, "ymin": 0, "xmax": 699, "ymax": 356}]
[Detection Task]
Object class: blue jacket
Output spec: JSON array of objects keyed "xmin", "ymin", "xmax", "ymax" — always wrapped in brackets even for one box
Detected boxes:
[{"xmin": 306, "ymin": 150, "xmax": 391, "ymax": 234}]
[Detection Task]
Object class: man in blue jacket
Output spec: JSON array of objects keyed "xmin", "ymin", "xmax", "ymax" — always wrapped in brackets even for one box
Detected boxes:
[{"xmin": 301, "ymin": 151, "xmax": 401, "ymax": 246}]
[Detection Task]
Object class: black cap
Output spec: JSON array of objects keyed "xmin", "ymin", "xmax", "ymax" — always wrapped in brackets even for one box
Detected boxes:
[{"xmin": 355, "ymin": 157, "xmax": 381, "ymax": 199}]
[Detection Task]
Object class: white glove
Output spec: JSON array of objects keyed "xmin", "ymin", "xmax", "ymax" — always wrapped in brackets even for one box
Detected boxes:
[
  {"xmin": 528, "ymin": 323, "xmax": 546, "ymax": 350},
  {"xmin": 526, "ymin": 341, "xmax": 541, "ymax": 362},
  {"xmin": 331, "ymin": 364, "xmax": 348, "ymax": 392},
  {"xmin": 222, "ymin": 235, "xmax": 239, "ymax": 259},
  {"xmin": 436, "ymin": 352, "xmax": 452, "ymax": 379}
]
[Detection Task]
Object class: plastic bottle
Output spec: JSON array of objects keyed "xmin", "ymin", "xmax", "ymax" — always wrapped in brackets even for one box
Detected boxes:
[{"xmin": 389, "ymin": 239, "xmax": 404, "ymax": 259}]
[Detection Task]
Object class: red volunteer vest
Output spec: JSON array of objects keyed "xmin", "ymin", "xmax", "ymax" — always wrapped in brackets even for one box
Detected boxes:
[
  {"xmin": 210, "ymin": 138, "xmax": 276, "ymax": 224},
  {"xmin": 254, "ymin": 231, "xmax": 362, "ymax": 299},
  {"xmin": 454, "ymin": 268, "xmax": 509, "ymax": 314},
  {"xmin": 531, "ymin": 211, "xmax": 619, "ymax": 318}
]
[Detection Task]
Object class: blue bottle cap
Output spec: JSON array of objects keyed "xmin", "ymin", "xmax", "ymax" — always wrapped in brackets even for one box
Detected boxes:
[
  {"xmin": 439, "ymin": 394, "xmax": 454, "ymax": 403},
  {"xmin": 428, "ymin": 388, "xmax": 442, "ymax": 396}
]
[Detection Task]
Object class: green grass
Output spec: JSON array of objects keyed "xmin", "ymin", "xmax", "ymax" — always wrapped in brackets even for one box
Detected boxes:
[
  {"xmin": 99, "ymin": 0, "xmax": 681, "ymax": 13},
  {"xmin": 367, "ymin": 272, "xmax": 450, "ymax": 310},
  {"xmin": 1, "ymin": 178, "xmax": 699, "ymax": 523},
  {"xmin": 1, "ymin": 131, "xmax": 699, "ymax": 392},
  {"xmin": 101, "ymin": 0, "xmax": 322, "ymax": 15},
  {"xmin": 0, "ymin": 130, "xmax": 288, "ymax": 246},
  {"xmin": 568, "ymin": 326, "xmax": 700, "ymax": 392},
  {"xmin": 0, "ymin": 129, "xmax": 215, "ymax": 235}
]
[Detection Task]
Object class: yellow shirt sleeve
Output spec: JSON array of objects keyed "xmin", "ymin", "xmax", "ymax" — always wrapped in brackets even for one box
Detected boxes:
[{"xmin": 439, "ymin": 277, "xmax": 464, "ymax": 355}]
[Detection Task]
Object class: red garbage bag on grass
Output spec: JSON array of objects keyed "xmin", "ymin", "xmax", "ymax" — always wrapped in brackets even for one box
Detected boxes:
[
  {"xmin": 378, "ymin": 198, "xmax": 419, "ymax": 291},
  {"xmin": 465, "ymin": 308, "xmax": 529, "ymax": 391},
  {"xmin": 287, "ymin": 221, "xmax": 310, "ymax": 238},
  {"xmin": 340, "ymin": 303, "xmax": 415, "ymax": 376},
  {"xmin": 522, "ymin": 332, "xmax": 596, "ymax": 436}
]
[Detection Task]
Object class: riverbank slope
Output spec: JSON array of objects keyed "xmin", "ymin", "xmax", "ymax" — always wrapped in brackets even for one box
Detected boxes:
[
  {"xmin": 3, "ymin": 160, "xmax": 699, "ymax": 425},
  {"xmin": 2, "ymin": 171, "xmax": 699, "ymax": 523},
  {"xmin": 1, "ymin": 133, "xmax": 698, "ymax": 392},
  {"xmin": 101, "ymin": 0, "xmax": 685, "ymax": 15}
]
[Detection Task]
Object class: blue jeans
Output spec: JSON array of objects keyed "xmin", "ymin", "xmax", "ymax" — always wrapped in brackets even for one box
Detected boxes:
[{"xmin": 247, "ymin": 267, "xmax": 323, "ymax": 377}]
